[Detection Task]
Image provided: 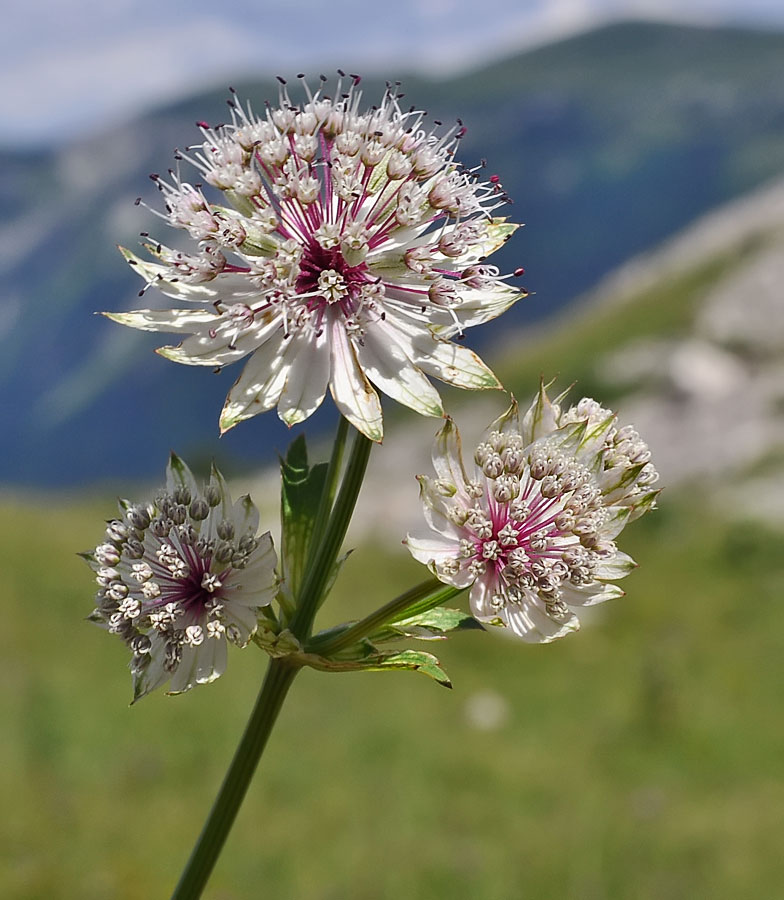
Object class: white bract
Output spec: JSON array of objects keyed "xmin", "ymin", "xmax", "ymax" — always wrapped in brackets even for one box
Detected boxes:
[
  {"xmin": 110, "ymin": 75, "xmax": 525, "ymax": 441},
  {"xmin": 85, "ymin": 455, "xmax": 277, "ymax": 700},
  {"xmin": 406, "ymin": 384, "xmax": 660, "ymax": 642}
]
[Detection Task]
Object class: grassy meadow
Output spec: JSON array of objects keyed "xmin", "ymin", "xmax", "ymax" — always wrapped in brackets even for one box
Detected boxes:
[{"xmin": 2, "ymin": 482, "xmax": 783, "ymax": 899}]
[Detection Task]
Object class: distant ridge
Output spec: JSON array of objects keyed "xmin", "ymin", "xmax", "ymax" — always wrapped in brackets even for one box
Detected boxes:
[
  {"xmin": 563, "ymin": 174, "xmax": 784, "ymax": 315},
  {"xmin": 2, "ymin": 21, "xmax": 784, "ymax": 486}
]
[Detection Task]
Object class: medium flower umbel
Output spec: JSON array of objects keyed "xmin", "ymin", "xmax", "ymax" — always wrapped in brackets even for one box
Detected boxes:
[
  {"xmin": 109, "ymin": 75, "xmax": 525, "ymax": 441},
  {"xmin": 406, "ymin": 384, "xmax": 660, "ymax": 642},
  {"xmin": 84, "ymin": 455, "xmax": 277, "ymax": 700}
]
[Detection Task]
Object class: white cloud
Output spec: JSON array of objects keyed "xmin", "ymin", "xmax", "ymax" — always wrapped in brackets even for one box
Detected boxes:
[
  {"xmin": 0, "ymin": 17, "xmax": 270, "ymax": 141},
  {"xmin": 2, "ymin": 0, "xmax": 784, "ymax": 144}
]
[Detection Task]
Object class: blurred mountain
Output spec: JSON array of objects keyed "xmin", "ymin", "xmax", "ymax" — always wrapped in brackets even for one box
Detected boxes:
[{"xmin": 2, "ymin": 20, "xmax": 784, "ymax": 487}]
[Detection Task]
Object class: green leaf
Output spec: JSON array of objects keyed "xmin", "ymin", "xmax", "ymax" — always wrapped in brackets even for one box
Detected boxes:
[
  {"xmin": 395, "ymin": 607, "xmax": 478, "ymax": 631},
  {"xmin": 370, "ymin": 607, "xmax": 481, "ymax": 643},
  {"xmin": 382, "ymin": 583, "xmax": 466, "ymax": 622},
  {"xmin": 364, "ymin": 649, "xmax": 453, "ymax": 688},
  {"xmin": 279, "ymin": 435, "xmax": 328, "ymax": 598}
]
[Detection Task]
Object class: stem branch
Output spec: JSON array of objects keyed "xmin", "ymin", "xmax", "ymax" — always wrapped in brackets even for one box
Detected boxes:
[{"xmin": 307, "ymin": 580, "xmax": 463, "ymax": 656}]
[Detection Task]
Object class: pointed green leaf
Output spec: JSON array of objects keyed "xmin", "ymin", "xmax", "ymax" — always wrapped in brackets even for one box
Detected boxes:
[
  {"xmin": 369, "ymin": 606, "xmax": 481, "ymax": 643},
  {"xmin": 396, "ymin": 606, "xmax": 480, "ymax": 632},
  {"xmin": 365, "ymin": 649, "xmax": 453, "ymax": 688},
  {"xmin": 279, "ymin": 434, "xmax": 329, "ymax": 598}
]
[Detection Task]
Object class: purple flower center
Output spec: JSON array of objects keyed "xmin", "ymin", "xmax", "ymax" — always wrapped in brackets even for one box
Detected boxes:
[
  {"xmin": 152, "ymin": 539, "xmax": 227, "ymax": 621},
  {"xmin": 295, "ymin": 242, "xmax": 371, "ymax": 313}
]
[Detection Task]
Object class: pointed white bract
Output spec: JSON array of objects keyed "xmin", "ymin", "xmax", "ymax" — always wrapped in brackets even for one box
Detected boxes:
[
  {"xmin": 405, "ymin": 384, "xmax": 660, "ymax": 643},
  {"xmin": 85, "ymin": 455, "xmax": 277, "ymax": 701},
  {"xmin": 111, "ymin": 76, "xmax": 526, "ymax": 440}
]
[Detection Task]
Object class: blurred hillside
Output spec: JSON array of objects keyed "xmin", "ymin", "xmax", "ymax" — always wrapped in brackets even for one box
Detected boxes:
[{"xmin": 2, "ymin": 20, "xmax": 784, "ymax": 486}]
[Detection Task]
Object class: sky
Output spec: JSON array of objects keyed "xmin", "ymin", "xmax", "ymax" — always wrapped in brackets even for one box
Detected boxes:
[{"xmin": 3, "ymin": 0, "xmax": 784, "ymax": 145}]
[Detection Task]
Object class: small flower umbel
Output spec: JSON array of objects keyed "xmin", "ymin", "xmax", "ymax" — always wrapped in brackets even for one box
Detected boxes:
[
  {"xmin": 109, "ymin": 74, "xmax": 525, "ymax": 441},
  {"xmin": 84, "ymin": 454, "xmax": 277, "ymax": 701},
  {"xmin": 406, "ymin": 383, "xmax": 660, "ymax": 642}
]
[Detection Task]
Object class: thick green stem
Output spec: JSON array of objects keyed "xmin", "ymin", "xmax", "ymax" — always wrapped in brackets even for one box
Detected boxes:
[
  {"xmin": 170, "ymin": 658, "xmax": 299, "ymax": 900},
  {"xmin": 288, "ymin": 428, "xmax": 373, "ymax": 640},
  {"xmin": 307, "ymin": 580, "xmax": 463, "ymax": 656}
]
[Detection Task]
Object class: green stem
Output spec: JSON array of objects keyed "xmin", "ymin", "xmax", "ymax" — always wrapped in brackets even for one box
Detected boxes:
[
  {"xmin": 307, "ymin": 580, "xmax": 463, "ymax": 656},
  {"xmin": 170, "ymin": 658, "xmax": 299, "ymax": 900},
  {"xmin": 310, "ymin": 415, "xmax": 350, "ymax": 551},
  {"xmin": 288, "ymin": 428, "xmax": 373, "ymax": 640}
]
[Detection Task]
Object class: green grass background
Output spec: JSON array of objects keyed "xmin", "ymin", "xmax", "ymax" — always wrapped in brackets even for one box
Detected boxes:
[
  {"xmin": 4, "ymin": 248, "xmax": 784, "ymax": 898},
  {"xmin": 2, "ymin": 492, "xmax": 784, "ymax": 899}
]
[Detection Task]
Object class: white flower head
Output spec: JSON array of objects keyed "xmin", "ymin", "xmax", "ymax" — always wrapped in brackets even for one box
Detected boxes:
[
  {"xmin": 109, "ymin": 75, "xmax": 526, "ymax": 441},
  {"xmin": 405, "ymin": 382, "xmax": 660, "ymax": 642},
  {"xmin": 85, "ymin": 454, "xmax": 277, "ymax": 701}
]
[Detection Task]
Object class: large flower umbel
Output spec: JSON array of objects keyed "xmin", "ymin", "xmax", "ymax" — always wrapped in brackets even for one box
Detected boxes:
[
  {"xmin": 406, "ymin": 384, "xmax": 660, "ymax": 642},
  {"xmin": 84, "ymin": 455, "xmax": 277, "ymax": 701},
  {"xmin": 109, "ymin": 75, "xmax": 525, "ymax": 441}
]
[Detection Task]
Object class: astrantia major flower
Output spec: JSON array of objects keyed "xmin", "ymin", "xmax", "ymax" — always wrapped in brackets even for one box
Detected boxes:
[
  {"xmin": 84, "ymin": 454, "xmax": 277, "ymax": 700},
  {"xmin": 109, "ymin": 75, "xmax": 525, "ymax": 441},
  {"xmin": 405, "ymin": 383, "xmax": 660, "ymax": 642}
]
